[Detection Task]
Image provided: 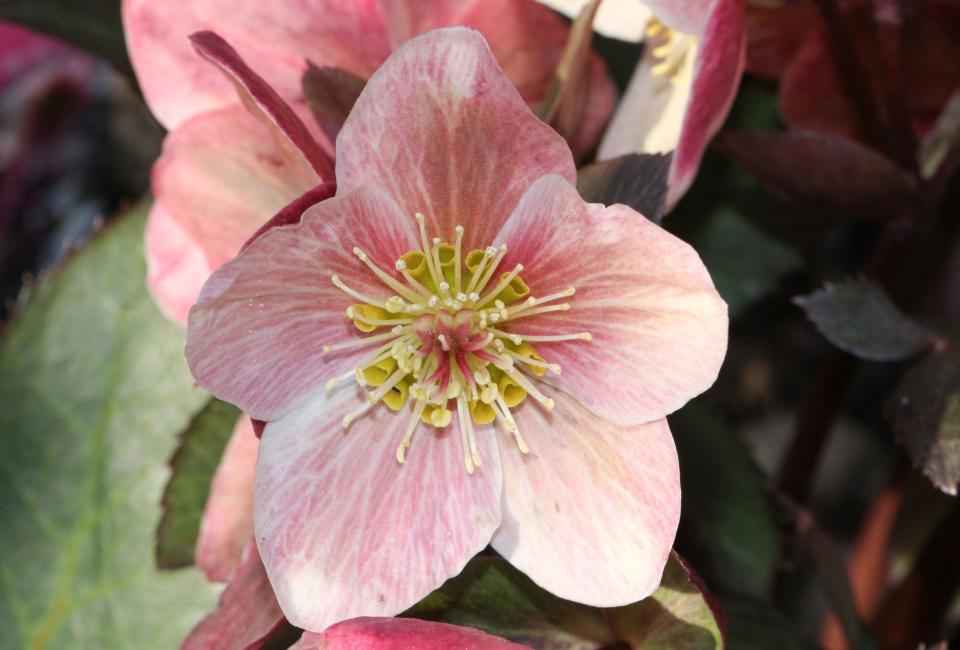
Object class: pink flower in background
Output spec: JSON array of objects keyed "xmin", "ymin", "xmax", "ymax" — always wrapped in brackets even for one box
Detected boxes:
[
  {"xmin": 295, "ymin": 617, "xmax": 532, "ymax": 649},
  {"xmin": 583, "ymin": 0, "xmax": 746, "ymax": 207},
  {"xmin": 122, "ymin": 0, "xmax": 616, "ymax": 324},
  {"xmin": 186, "ymin": 27, "xmax": 726, "ymax": 631}
]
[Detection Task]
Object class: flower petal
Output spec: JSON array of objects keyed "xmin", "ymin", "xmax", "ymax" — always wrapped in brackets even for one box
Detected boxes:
[
  {"xmin": 667, "ymin": 0, "xmax": 746, "ymax": 205},
  {"xmin": 598, "ymin": 0, "xmax": 745, "ymax": 207},
  {"xmin": 255, "ymin": 387, "xmax": 502, "ymax": 631},
  {"xmin": 122, "ymin": 0, "xmax": 390, "ymax": 128},
  {"xmin": 294, "ymin": 617, "xmax": 531, "ymax": 649},
  {"xmin": 153, "ymin": 104, "xmax": 321, "ymax": 271},
  {"xmin": 497, "ymin": 175, "xmax": 727, "ymax": 426},
  {"xmin": 491, "ymin": 389, "xmax": 680, "ymax": 607},
  {"xmin": 144, "ymin": 202, "xmax": 212, "ymax": 326},
  {"xmin": 188, "ymin": 30, "xmax": 334, "ymax": 178},
  {"xmin": 182, "ymin": 541, "xmax": 285, "ymax": 650},
  {"xmin": 186, "ymin": 184, "xmax": 418, "ymax": 421},
  {"xmin": 196, "ymin": 416, "xmax": 259, "ymax": 583},
  {"xmin": 336, "ymin": 27, "xmax": 575, "ymax": 251}
]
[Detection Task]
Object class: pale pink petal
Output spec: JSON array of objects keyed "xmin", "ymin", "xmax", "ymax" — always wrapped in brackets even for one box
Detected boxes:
[
  {"xmin": 186, "ymin": 184, "xmax": 418, "ymax": 421},
  {"xmin": 153, "ymin": 104, "xmax": 320, "ymax": 271},
  {"xmin": 497, "ymin": 175, "xmax": 727, "ymax": 426},
  {"xmin": 336, "ymin": 27, "xmax": 575, "ymax": 252},
  {"xmin": 122, "ymin": 0, "xmax": 390, "ymax": 128},
  {"xmin": 255, "ymin": 387, "xmax": 502, "ymax": 631},
  {"xmin": 144, "ymin": 203, "xmax": 212, "ymax": 326},
  {"xmin": 491, "ymin": 388, "xmax": 680, "ymax": 607},
  {"xmin": 667, "ymin": 0, "xmax": 746, "ymax": 206},
  {"xmin": 295, "ymin": 617, "xmax": 531, "ymax": 649},
  {"xmin": 182, "ymin": 541, "xmax": 285, "ymax": 650},
  {"xmin": 188, "ymin": 31, "xmax": 333, "ymax": 178},
  {"xmin": 196, "ymin": 416, "xmax": 259, "ymax": 583},
  {"xmin": 598, "ymin": 0, "xmax": 745, "ymax": 208}
]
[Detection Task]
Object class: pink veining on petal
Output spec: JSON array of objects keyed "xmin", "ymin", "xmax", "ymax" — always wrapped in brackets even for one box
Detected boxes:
[
  {"xmin": 182, "ymin": 541, "xmax": 285, "ymax": 650},
  {"xmin": 196, "ymin": 416, "xmax": 259, "ymax": 583},
  {"xmin": 255, "ymin": 386, "xmax": 502, "ymax": 631},
  {"xmin": 336, "ymin": 27, "xmax": 576, "ymax": 253},
  {"xmin": 497, "ymin": 174, "xmax": 728, "ymax": 426},
  {"xmin": 188, "ymin": 30, "xmax": 334, "ymax": 179},
  {"xmin": 144, "ymin": 203, "xmax": 213, "ymax": 325},
  {"xmin": 668, "ymin": 0, "xmax": 746, "ymax": 206},
  {"xmin": 492, "ymin": 390, "xmax": 680, "ymax": 607},
  {"xmin": 294, "ymin": 617, "xmax": 532, "ymax": 649},
  {"xmin": 186, "ymin": 184, "xmax": 418, "ymax": 421}
]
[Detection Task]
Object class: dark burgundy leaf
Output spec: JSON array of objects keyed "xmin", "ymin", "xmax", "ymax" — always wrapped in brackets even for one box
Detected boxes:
[
  {"xmin": 885, "ymin": 348, "xmax": 960, "ymax": 495},
  {"xmin": 716, "ymin": 130, "xmax": 918, "ymax": 219},
  {"xmin": 302, "ymin": 62, "xmax": 366, "ymax": 143},
  {"xmin": 576, "ymin": 152, "xmax": 671, "ymax": 223},
  {"xmin": 794, "ymin": 279, "xmax": 935, "ymax": 361},
  {"xmin": 190, "ymin": 31, "xmax": 334, "ymax": 179}
]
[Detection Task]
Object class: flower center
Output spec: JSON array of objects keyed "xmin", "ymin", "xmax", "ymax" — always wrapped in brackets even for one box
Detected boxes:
[
  {"xmin": 324, "ymin": 213, "xmax": 590, "ymax": 474},
  {"xmin": 646, "ymin": 17, "xmax": 696, "ymax": 82}
]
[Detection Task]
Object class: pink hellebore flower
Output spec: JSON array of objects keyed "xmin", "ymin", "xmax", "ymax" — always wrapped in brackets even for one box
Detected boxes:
[
  {"xmin": 295, "ymin": 618, "xmax": 531, "ymax": 650},
  {"xmin": 593, "ymin": 0, "xmax": 746, "ymax": 207},
  {"xmin": 122, "ymin": 0, "xmax": 615, "ymax": 324},
  {"xmin": 186, "ymin": 28, "xmax": 727, "ymax": 631}
]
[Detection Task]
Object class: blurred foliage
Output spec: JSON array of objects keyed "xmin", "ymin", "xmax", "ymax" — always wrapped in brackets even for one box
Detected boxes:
[
  {"xmin": 795, "ymin": 279, "xmax": 937, "ymax": 362},
  {"xmin": 886, "ymin": 349, "xmax": 960, "ymax": 496},
  {"xmin": 0, "ymin": 205, "xmax": 215, "ymax": 648},
  {"xmin": 672, "ymin": 404, "xmax": 779, "ymax": 598},
  {"xmin": 156, "ymin": 398, "xmax": 241, "ymax": 570},
  {"xmin": 405, "ymin": 553, "xmax": 724, "ymax": 649}
]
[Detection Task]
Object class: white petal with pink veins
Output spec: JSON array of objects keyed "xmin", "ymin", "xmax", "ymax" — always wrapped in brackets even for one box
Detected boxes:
[
  {"xmin": 492, "ymin": 386, "xmax": 680, "ymax": 607},
  {"xmin": 255, "ymin": 386, "xmax": 502, "ymax": 631}
]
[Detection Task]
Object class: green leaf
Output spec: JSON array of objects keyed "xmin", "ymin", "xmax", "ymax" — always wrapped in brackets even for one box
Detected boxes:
[
  {"xmin": 405, "ymin": 552, "xmax": 724, "ymax": 649},
  {"xmin": 156, "ymin": 398, "xmax": 242, "ymax": 570},
  {"xmin": 795, "ymin": 280, "xmax": 936, "ymax": 362},
  {"xmin": 0, "ymin": 0, "xmax": 132, "ymax": 76},
  {"xmin": 693, "ymin": 207, "xmax": 803, "ymax": 317},
  {"xmin": 672, "ymin": 405, "xmax": 779, "ymax": 597},
  {"xmin": 576, "ymin": 153, "xmax": 672, "ymax": 223},
  {"xmin": 885, "ymin": 348, "xmax": 960, "ymax": 495},
  {"xmin": 0, "ymin": 205, "xmax": 216, "ymax": 649}
]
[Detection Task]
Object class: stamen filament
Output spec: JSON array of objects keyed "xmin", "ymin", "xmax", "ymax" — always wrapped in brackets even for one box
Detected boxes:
[
  {"xmin": 323, "ymin": 328, "xmax": 409, "ymax": 353},
  {"xmin": 503, "ymin": 303, "xmax": 570, "ymax": 321},
  {"xmin": 416, "ymin": 213, "xmax": 444, "ymax": 290},
  {"xmin": 396, "ymin": 398, "xmax": 428, "ymax": 464},
  {"xmin": 353, "ymin": 247, "xmax": 425, "ymax": 303},
  {"xmin": 502, "ymin": 366, "xmax": 555, "ymax": 410},
  {"xmin": 331, "ymin": 275, "xmax": 388, "ymax": 309},
  {"xmin": 475, "ymin": 264, "xmax": 524, "ymax": 308},
  {"xmin": 454, "ymin": 225, "xmax": 464, "ymax": 294},
  {"xmin": 504, "ymin": 349, "xmax": 561, "ymax": 374},
  {"xmin": 492, "ymin": 329, "xmax": 591, "ymax": 343},
  {"xmin": 472, "ymin": 245, "xmax": 507, "ymax": 296}
]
